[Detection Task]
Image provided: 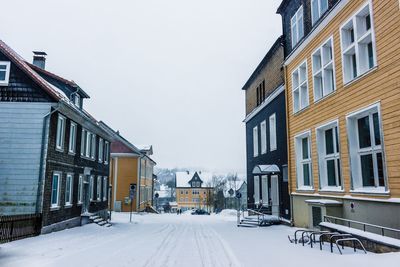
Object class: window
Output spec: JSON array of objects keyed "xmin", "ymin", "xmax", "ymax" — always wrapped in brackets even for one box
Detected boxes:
[
  {"xmin": 311, "ymin": 0, "xmax": 328, "ymax": 25},
  {"xmin": 65, "ymin": 174, "xmax": 73, "ymax": 206},
  {"xmin": 317, "ymin": 122, "xmax": 342, "ymax": 189},
  {"xmin": 56, "ymin": 115, "xmax": 66, "ymax": 150},
  {"xmin": 103, "ymin": 177, "xmax": 108, "ymax": 201},
  {"xmin": 97, "ymin": 176, "xmax": 102, "ymax": 201},
  {"xmin": 253, "ymin": 126, "xmax": 259, "ymax": 157},
  {"xmin": 91, "ymin": 134, "xmax": 96, "ymax": 159},
  {"xmin": 291, "ymin": 6, "xmax": 304, "ymax": 48},
  {"xmin": 260, "ymin": 121, "xmax": 267, "ymax": 154},
  {"xmin": 0, "ymin": 61, "xmax": 11, "ymax": 86},
  {"xmin": 269, "ymin": 114, "xmax": 277, "ymax": 151},
  {"xmin": 347, "ymin": 104, "xmax": 386, "ymax": 192},
  {"xmin": 312, "ymin": 37, "xmax": 336, "ymax": 101},
  {"xmin": 51, "ymin": 172, "xmax": 61, "ymax": 208},
  {"xmin": 98, "ymin": 138, "xmax": 104, "ymax": 162},
  {"xmin": 292, "ymin": 61, "xmax": 309, "ymax": 113},
  {"xmin": 295, "ymin": 132, "xmax": 313, "ymax": 189},
  {"xmin": 340, "ymin": 3, "xmax": 376, "ymax": 84},
  {"xmin": 104, "ymin": 141, "xmax": 110, "ymax": 164},
  {"xmin": 74, "ymin": 94, "xmax": 80, "ymax": 108},
  {"xmin": 89, "ymin": 175, "xmax": 94, "ymax": 201},
  {"xmin": 256, "ymin": 80, "xmax": 266, "ymax": 106},
  {"xmin": 78, "ymin": 174, "xmax": 83, "ymax": 204},
  {"xmin": 69, "ymin": 122, "xmax": 77, "ymax": 154},
  {"xmin": 282, "ymin": 165, "xmax": 288, "ymax": 182}
]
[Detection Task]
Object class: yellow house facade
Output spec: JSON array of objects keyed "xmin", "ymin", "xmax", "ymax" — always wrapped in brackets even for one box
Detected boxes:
[
  {"xmin": 280, "ymin": 0, "xmax": 400, "ymax": 231},
  {"xmin": 100, "ymin": 122, "xmax": 156, "ymax": 212}
]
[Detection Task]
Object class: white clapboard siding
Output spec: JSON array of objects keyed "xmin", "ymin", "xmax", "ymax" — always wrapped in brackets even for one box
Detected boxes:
[{"xmin": 0, "ymin": 102, "xmax": 52, "ymax": 215}]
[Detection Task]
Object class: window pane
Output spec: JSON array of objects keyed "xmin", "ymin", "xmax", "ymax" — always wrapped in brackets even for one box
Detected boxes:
[
  {"xmin": 52, "ymin": 175, "xmax": 58, "ymax": 205},
  {"xmin": 337, "ymin": 159, "xmax": 342, "ymax": 186},
  {"xmin": 368, "ymin": 42, "xmax": 374, "ymax": 69},
  {"xmin": 361, "ymin": 154, "xmax": 374, "ymax": 186},
  {"xmin": 303, "ymin": 163, "xmax": 310, "ymax": 186},
  {"xmin": 373, "ymin": 112, "xmax": 381, "ymax": 146},
  {"xmin": 325, "ymin": 128, "xmax": 334, "ymax": 155},
  {"xmin": 327, "ymin": 160, "xmax": 336, "ymax": 186},
  {"xmin": 335, "ymin": 127, "xmax": 340, "ymax": 152},
  {"xmin": 358, "ymin": 116, "xmax": 371, "ymax": 148},
  {"xmin": 377, "ymin": 153, "xmax": 385, "ymax": 187},
  {"xmin": 0, "ymin": 65, "xmax": 7, "ymax": 70},
  {"xmin": 320, "ymin": 0, "xmax": 328, "ymax": 14},
  {"xmin": 0, "ymin": 71, "xmax": 6, "ymax": 80},
  {"xmin": 302, "ymin": 137, "xmax": 309, "ymax": 159},
  {"xmin": 312, "ymin": 0, "xmax": 319, "ymax": 23}
]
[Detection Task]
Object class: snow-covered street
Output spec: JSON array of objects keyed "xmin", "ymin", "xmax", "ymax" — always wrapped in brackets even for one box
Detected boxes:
[{"xmin": 1, "ymin": 212, "xmax": 400, "ymax": 267}]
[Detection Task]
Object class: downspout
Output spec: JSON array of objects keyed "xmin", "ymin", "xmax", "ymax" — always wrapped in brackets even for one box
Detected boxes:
[
  {"xmin": 36, "ymin": 104, "xmax": 61, "ymax": 214},
  {"xmin": 283, "ymin": 63, "xmax": 294, "ymax": 226},
  {"xmin": 137, "ymin": 154, "xmax": 145, "ymax": 211}
]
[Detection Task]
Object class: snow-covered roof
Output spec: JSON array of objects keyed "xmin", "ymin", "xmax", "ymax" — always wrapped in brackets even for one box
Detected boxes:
[{"xmin": 175, "ymin": 171, "xmax": 213, "ymax": 188}]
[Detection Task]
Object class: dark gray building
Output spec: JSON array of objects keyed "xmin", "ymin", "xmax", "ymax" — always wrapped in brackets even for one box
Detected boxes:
[{"xmin": 0, "ymin": 40, "xmax": 113, "ymax": 233}]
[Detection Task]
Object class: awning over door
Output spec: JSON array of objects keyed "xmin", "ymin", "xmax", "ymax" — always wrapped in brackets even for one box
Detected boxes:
[{"xmin": 252, "ymin": 165, "xmax": 280, "ymax": 175}]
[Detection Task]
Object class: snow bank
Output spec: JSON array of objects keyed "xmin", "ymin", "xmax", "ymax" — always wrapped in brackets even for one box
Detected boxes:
[{"xmin": 217, "ymin": 209, "xmax": 238, "ymax": 217}]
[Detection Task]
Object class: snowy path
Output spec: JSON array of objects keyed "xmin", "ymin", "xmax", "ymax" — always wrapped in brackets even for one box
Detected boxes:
[{"xmin": 1, "ymin": 212, "xmax": 399, "ymax": 267}]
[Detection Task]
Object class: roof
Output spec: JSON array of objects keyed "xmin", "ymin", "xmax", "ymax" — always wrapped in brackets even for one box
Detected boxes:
[
  {"xmin": 137, "ymin": 145, "xmax": 153, "ymax": 155},
  {"xmin": 99, "ymin": 121, "xmax": 142, "ymax": 155},
  {"xmin": 242, "ymin": 36, "xmax": 283, "ymax": 91},
  {"xmin": 27, "ymin": 62, "xmax": 90, "ymax": 98},
  {"xmin": 0, "ymin": 40, "xmax": 64, "ymax": 101},
  {"xmin": 175, "ymin": 171, "xmax": 213, "ymax": 188},
  {"xmin": 0, "ymin": 39, "xmax": 111, "ymax": 140},
  {"xmin": 276, "ymin": 0, "xmax": 290, "ymax": 14}
]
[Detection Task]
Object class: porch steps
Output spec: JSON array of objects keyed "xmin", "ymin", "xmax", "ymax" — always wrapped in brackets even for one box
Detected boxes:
[{"xmin": 88, "ymin": 215, "xmax": 112, "ymax": 227}]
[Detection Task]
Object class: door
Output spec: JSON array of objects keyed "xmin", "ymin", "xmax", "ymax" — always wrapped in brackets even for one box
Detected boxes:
[
  {"xmin": 271, "ymin": 175, "xmax": 280, "ymax": 216},
  {"xmin": 82, "ymin": 177, "xmax": 90, "ymax": 214},
  {"xmin": 261, "ymin": 175, "xmax": 269, "ymax": 207},
  {"xmin": 254, "ymin": 176, "xmax": 260, "ymax": 206}
]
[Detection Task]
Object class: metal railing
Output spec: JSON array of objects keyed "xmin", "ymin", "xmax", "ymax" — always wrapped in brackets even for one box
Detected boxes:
[
  {"xmin": 323, "ymin": 215, "xmax": 400, "ymax": 238},
  {"xmin": 0, "ymin": 214, "xmax": 42, "ymax": 243}
]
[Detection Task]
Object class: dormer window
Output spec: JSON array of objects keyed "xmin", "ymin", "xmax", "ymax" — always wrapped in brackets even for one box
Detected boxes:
[
  {"xmin": 0, "ymin": 61, "xmax": 11, "ymax": 86},
  {"xmin": 74, "ymin": 94, "xmax": 81, "ymax": 108},
  {"xmin": 311, "ymin": 0, "xmax": 328, "ymax": 25}
]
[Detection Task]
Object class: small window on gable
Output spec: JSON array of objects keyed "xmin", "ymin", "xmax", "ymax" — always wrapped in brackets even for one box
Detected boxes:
[
  {"xmin": 74, "ymin": 94, "xmax": 80, "ymax": 108},
  {"xmin": 291, "ymin": 6, "xmax": 304, "ymax": 48},
  {"xmin": 0, "ymin": 61, "xmax": 11, "ymax": 86},
  {"xmin": 311, "ymin": 0, "xmax": 329, "ymax": 25}
]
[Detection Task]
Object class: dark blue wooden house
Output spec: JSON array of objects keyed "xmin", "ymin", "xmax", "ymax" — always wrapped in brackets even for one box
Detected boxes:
[{"xmin": 242, "ymin": 37, "xmax": 290, "ymax": 219}]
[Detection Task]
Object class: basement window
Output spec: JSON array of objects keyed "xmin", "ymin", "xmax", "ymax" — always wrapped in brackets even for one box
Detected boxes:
[{"xmin": 0, "ymin": 61, "xmax": 11, "ymax": 86}]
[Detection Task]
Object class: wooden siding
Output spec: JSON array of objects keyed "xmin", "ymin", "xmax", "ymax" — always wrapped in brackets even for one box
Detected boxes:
[
  {"xmin": 0, "ymin": 102, "xmax": 52, "ymax": 215},
  {"xmin": 285, "ymin": 0, "xmax": 400, "ymax": 199}
]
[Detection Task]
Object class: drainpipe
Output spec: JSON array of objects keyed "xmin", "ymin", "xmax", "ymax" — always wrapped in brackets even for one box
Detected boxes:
[
  {"xmin": 137, "ymin": 154, "xmax": 145, "ymax": 211},
  {"xmin": 36, "ymin": 104, "xmax": 61, "ymax": 215}
]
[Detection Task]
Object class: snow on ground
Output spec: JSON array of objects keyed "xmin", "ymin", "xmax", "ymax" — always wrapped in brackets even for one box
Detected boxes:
[{"xmin": 1, "ymin": 212, "xmax": 400, "ymax": 267}]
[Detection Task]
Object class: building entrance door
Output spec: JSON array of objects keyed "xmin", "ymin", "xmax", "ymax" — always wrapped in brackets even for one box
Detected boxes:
[
  {"xmin": 82, "ymin": 178, "xmax": 90, "ymax": 214},
  {"xmin": 271, "ymin": 175, "xmax": 279, "ymax": 216},
  {"xmin": 254, "ymin": 176, "xmax": 260, "ymax": 207},
  {"xmin": 261, "ymin": 175, "xmax": 269, "ymax": 207}
]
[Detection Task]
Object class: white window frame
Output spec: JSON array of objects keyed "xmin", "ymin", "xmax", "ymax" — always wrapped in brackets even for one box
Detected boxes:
[
  {"xmin": 311, "ymin": 0, "xmax": 329, "ymax": 25},
  {"xmin": 56, "ymin": 114, "xmax": 66, "ymax": 151},
  {"xmin": 340, "ymin": 1, "xmax": 377, "ymax": 84},
  {"xmin": 269, "ymin": 113, "xmax": 277, "ymax": 151},
  {"xmin": 98, "ymin": 138, "xmax": 104, "ymax": 162},
  {"xmin": 0, "ymin": 61, "xmax": 11, "ymax": 86},
  {"xmin": 103, "ymin": 176, "xmax": 108, "ymax": 201},
  {"xmin": 346, "ymin": 103, "xmax": 387, "ymax": 193},
  {"xmin": 68, "ymin": 122, "xmax": 77, "ymax": 154},
  {"xmin": 51, "ymin": 172, "xmax": 61, "ymax": 208},
  {"xmin": 291, "ymin": 5, "xmax": 304, "ymax": 48},
  {"xmin": 89, "ymin": 175, "xmax": 94, "ymax": 201},
  {"xmin": 78, "ymin": 174, "xmax": 83, "ymax": 204},
  {"xmin": 292, "ymin": 60, "xmax": 309, "ymax": 113},
  {"xmin": 316, "ymin": 120, "xmax": 343, "ymax": 191},
  {"xmin": 312, "ymin": 36, "xmax": 336, "ymax": 102},
  {"xmin": 253, "ymin": 126, "xmax": 259, "ymax": 157},
  {"xmin": 65, "ymin": 173, "xmax": 73, "ymax": 206},
  {"xmin": 260, "ymin": 121, "xmax": 267, "ymax": 154},
  {"xmin": 104, "ymin": 141, "xmax": 110, "ymax": 164},
  {"xmin": 97, "ymin": 176, "xmax": 102, "ymax": 201},
  {"xmin": 295, "ymin": 131, "xmax": 313, "ymax": 190}
]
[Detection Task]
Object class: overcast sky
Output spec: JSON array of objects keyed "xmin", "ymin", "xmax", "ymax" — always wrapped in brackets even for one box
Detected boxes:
[{"xmin": 1, "ymin": 0, "xmax": 282, "ymax": 174}]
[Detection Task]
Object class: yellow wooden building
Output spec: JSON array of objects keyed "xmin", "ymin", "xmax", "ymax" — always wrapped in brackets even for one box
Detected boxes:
[
  {"xmin": 175, "ymin": 171, "xmax": 213, "ymax": 212},
  {"xmin": 100, "ymin": 122, "xmax": 156, "ymax": 212},
  {"xmin": 278, "ymin": 0, "xmax": 400, "ymax": 231}
]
